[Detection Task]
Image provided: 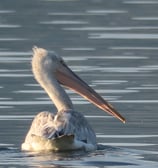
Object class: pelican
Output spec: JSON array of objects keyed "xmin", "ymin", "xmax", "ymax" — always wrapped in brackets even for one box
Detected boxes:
[{"xmin": 21, "ymin": 46, "xmax": 125, "ymax": 152}]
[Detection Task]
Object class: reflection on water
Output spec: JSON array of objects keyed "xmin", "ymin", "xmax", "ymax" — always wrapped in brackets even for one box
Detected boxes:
[
  {"xmin": 0, "ymin": 146, "xmax": 158, "ymax": 168},
  {"xmin": 0, "ymin": 0, "xmax": 158, "ymax": 167}
]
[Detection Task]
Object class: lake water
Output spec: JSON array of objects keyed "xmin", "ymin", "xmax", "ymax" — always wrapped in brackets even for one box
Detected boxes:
[{"xmin": 0, "ymin": 0, "xmax": 158, "ymax": 167}]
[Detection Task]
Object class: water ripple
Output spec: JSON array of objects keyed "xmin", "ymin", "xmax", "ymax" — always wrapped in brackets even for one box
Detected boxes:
[
  {"xmin": 62, "ymin": 47, "xmax": 95, "ymax": 51},
  {"xmin": 89, "ymin": 33, "xmax": 158, "ymax": 39},
  {"xmin": 127, "ymin": 86, "xmax": 158, "ymax": 90},
  {"xmin": 133, "ymin": 17, "xmax": 158, "ymax": 21},
  {"xmin": 48, "ymin": 12, "xmax": 101, "ymax": 16},
  {"xmin": 0, "ymin": 24, "xmax": 21, "ymax": 28},
  {"xmin": 96, "ymin": 89, "xmax": 138, "ymax": 94},
  {"xmin": 0, "ymin": 38, "xmax": 28, "ymax": 41},
  {"xmin": 92, "ymin": 80, "xmax": 128, "ymax": 85},
  {"xmin": 63, "ymin": 55, "xmax": 148, "ymax": 60},
  {"xmin": 0, "ymin": 57, "xmax": 30, "ymax": 62},
  {"xmin": 0, "ymin": 74, "xmax": 31, "ymax": 77},
  {"xmin": 0, "ymin": 51, "xmax": 31, "ymax": 56},
  {"xmin": 86, "ymin": 10, "xmax": 127, "ymax": 14},
  {"xmin": 0, "ymin": 10, "xmax": 15, "ymax": 14},
  {"xmin": 40, "ymin": 20, "xmax": 88, "ymax": 24},
  {"xmin": 124, "ymin": 0, "xmax": 158, "ymax": 4},
  {"xmin": 97, "ymin": 135, "xmax": 158, "ymax": 138},
  {"xmin": 0, "ymin": 115, "xmax": 34, "ymax": 120},
  {"xmin": 63, "ymin": 26, "xmax": 158, "ymax": 31},
  {"xmin": 100, "ymin": 143, "xmax": 155, "ymax": 147},
  {"xmin": 112, "ymin": 100, "xmax": 158, "ymax": 103},
  {"xmin": 110, "ymin": 47, "xmax": 158, "ymax": 50}
]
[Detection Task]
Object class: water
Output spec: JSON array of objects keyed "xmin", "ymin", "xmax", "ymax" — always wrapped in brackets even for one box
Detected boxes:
[{"xmin": 0, "ymin": 0, "xmax": 158, "ymax": 167}]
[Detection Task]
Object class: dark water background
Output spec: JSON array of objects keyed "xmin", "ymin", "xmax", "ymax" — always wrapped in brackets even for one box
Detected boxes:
[{"xmin": 0, "ymin": 0, "xmax": 158, "ymax": 167}]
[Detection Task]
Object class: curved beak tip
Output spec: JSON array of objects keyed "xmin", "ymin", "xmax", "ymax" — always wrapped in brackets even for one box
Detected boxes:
[
  {"xmin": 123, "ymin": 119, "xmax": 126, "ymax": 124},
  {"xmin": 118, "ymin": 116, "xmax": 126, "ymax": 123}
]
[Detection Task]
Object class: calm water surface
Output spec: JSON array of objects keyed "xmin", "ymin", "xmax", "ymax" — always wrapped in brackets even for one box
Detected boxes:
[{"xmin": 0, "ymin": 0, "xmax": 158, "ymax": 167}]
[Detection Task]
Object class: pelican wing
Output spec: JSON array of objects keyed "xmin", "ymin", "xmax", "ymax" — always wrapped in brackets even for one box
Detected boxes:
[
  {"xmin": 49, "ymin": 109, "xmax": 96, "ymax": 145},
  {"xmin": 22, "ymin": 110, "xmax": 96, "ymax": 151}
]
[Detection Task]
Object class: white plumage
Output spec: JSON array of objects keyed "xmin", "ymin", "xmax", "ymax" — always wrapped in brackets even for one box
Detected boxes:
[{"xmin": 21, "ymin": 46, "xmax": 125, "ymax": 152}]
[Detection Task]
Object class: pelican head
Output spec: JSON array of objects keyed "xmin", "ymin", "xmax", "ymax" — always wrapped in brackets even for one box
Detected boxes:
[{"xmin": 32, "ymin": 46, "xmax": 125, "ymax": 123}]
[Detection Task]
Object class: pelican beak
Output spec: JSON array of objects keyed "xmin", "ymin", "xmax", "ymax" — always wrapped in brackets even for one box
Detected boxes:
[{"xmin": 56, "ymin": 62, "xmax": 125, "ymax": 123}]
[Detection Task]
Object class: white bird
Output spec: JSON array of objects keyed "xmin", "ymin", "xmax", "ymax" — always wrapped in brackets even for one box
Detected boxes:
[{"xmin": 21, "ymin": 46, "xmax": 125, "ymax": 152}]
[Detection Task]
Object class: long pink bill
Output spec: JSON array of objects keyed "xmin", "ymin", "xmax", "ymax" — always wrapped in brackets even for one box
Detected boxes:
[{"xmin": 56, "ymin": 63, "xmax": 125, "ymax": 123}]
